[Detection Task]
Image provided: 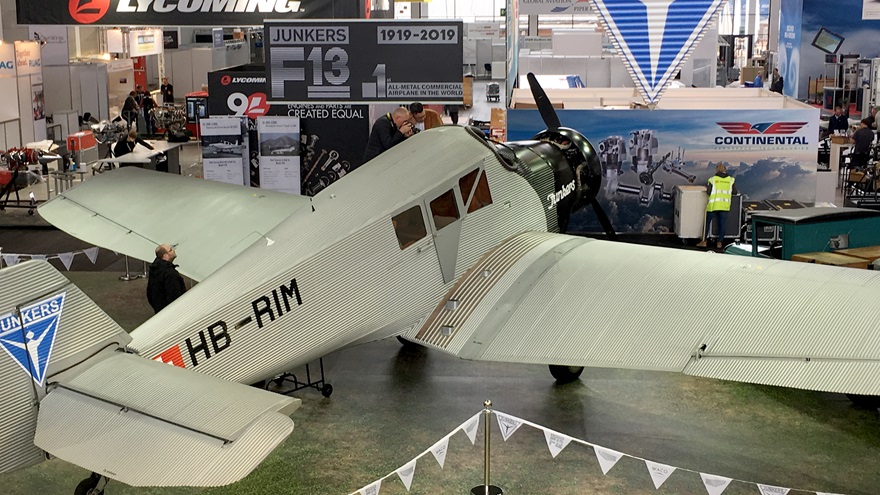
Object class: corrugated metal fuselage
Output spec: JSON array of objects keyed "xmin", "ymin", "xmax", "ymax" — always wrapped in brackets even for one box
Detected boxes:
[{"xmin": 129, "ymin": 128, "xmax": 553, "ymax": 384}]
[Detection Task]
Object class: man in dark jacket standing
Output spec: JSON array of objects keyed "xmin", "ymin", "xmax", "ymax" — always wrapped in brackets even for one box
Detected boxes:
[
  {"xmin": 147, "ymin": 243, "xmax": 186, "ymax": 313},
  {"xmin": 363, "ymin": 107, "xmax": 415, "ymax": 163}
]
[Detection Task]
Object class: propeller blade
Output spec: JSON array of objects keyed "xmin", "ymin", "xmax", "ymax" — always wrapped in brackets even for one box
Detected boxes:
[
  {"xmin": 591, "ymin": 198, "xmax": 618, "ymax": 241},
  {"xmin": 527, "ymin": 73, "xmax": 561, "ymax": 130}
]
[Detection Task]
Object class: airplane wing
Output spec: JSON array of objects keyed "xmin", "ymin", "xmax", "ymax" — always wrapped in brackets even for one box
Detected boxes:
[
  {"xmin": 38, "ymin": 167, "xmax": 311, "ymax": 281},
  {"xmin": 407, "ymin": 232, "xmax": 880, "ymax": 396},
  {"xmin": 0, "ymin": 260, "xmax": 299, "ymax": 486}
]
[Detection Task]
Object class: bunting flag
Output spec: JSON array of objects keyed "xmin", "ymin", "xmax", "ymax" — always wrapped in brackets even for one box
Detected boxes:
[
  {"xmin": 30, "ymin": 254, "xmax": 47, "ymax": 261},
  {"xmin": 543, "ymin": 429, "xmax": 573, "ymax": 458},
  {"xmin": 757, "ymin": 484, "xmax": 790, "ymax": 495},
  {"xmin": 594, "ymin": 446, "xmax": 624, "ymax": 475},
  {"xmin": 588, "ymin": 0, "xmax": 725, "ymax": 106},
  {"xmin": 461, "ymin": 414, "xmax": 480, "ymax": 445},
  {"xmin": 430, "ymin": 436, "xmax": 449, "ymax": 468},
  {"xmin": 395, "ymin": 461, "xmax": 416, "ymax": 491},
  {"xmin": 83, "ymin": 247, "xmax": 100, "ymax": 264},
  {"xmin": 358, "ymin": 479, "xmax": 381, "ymax": 495},
  {"xmin": 645, "ymin": 460, "xmax": 676, "ymax": 489},
  {"xmin": 2, "ymin": 254, "xmax": 21, "ymax": 267},
  {"xmin": 701, "ymin": 473, "xmax": 733, "ymax": 495},
  {"xmin": 58, "ymin": 252, "xmax": 75, "ymax": 271},
  {"xmin": 495, "ymin": 412, "xmax": 524, "ymax": 441}
]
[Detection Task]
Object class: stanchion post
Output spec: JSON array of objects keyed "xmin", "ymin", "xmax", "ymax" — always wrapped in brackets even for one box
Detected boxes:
[
  {"xmin": 140, "ymin": 260, "xmax": 149, "ymax": 278},
  {"xmin": 471, "ymin": 399, "xmax": 502, "ymax": 495},
  {"xmin": 119, "ymin": 255, "xmax": 141, "ymax": 281}
]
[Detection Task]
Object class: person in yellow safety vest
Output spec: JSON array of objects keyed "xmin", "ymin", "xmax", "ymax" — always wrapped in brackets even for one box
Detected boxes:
[{"xmin": 697, "ymin": 163, "xmax": 739, "ymax": 249}]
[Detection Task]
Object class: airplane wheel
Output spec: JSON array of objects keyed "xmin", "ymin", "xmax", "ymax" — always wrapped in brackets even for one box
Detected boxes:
[
  {"xmin": 396, "ymin": 335, "xmax": 420, "ymax": 347},
  {"xmin": 846, "ymin": 393, "xmax": 880, "ymax": 410},
  {"xmin": 321, "ymin": 384, "xmax": 333, "ymax": 398},
  {"xmin": 28, "ymin": 209, "xmax": 34, "ymax": 215},
  {"xmin": 74, "ymin": 473, "xmax": 102, "ymax": 495},
  {"xmin": 549, "ymin": 365, "xmax": 584, "ymax": 383}
]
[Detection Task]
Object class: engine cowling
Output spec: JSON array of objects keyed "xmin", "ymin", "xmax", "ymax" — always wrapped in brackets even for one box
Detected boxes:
[{"xmin": 494, "ymin": 127, "xmax": 601, "ymax": 232}]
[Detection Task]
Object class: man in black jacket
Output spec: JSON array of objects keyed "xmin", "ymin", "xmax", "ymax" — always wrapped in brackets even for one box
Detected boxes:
[
  {"xmin": 363, "ymin": 107, "xmax": 415, "ymax": 163},
  {"xmin": 113, "ymin": 130, "xmax": 155, "ymax": 158},
  {"xmin": 147, "ymin": 244, "xmax": 186, "ymax": 313}
]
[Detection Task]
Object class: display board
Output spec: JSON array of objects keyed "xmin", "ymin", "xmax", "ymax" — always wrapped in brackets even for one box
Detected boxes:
[
  {"xmin": 508, "ymin": 108, "xmax": 820, "ymax": 234},
  {"xmin": 208, "ymin": 68, "xmax": 370, "ymax": 195},
  {"xmin": 519, "ymin": 0, "xmax": 593, "ymax": 15},
  {"xmin": 201, "ymin": 117, "xmax": 247, "ymax": 186},
  {"xmin": 265, "ymin": 20, "xmax": 463, "ymax": 103},
  {"xmin": 257, "ymin": 116, "xmax": 300, "ymax": 195},
  {"xmin": 17, "ymin": 0, "xmax": 362, "ymax": 26},
  {"xmin": 129, "ymin": 29, "xmax": 163, "ymax": 57}
]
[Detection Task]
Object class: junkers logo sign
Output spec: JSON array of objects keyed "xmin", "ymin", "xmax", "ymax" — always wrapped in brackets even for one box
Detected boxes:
[
  {"xmin": 221, "ymin": 75, "xmax": 267, "ymax": 86},
  {"xmin": 69, "ymin": 0, "xmax": 111, "ymax": 24}
]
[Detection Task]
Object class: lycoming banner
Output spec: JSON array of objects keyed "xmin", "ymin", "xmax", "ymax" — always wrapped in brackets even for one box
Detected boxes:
[
  {"xmin": 265, "ymin": 19, "xmax": 464, "ymax": 103},
  {"xmin": 17, "ymin": 0, "xmax": 361, "ymax": 26}
]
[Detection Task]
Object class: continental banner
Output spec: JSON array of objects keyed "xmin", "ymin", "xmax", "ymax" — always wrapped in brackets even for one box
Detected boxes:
[
  {"xmin": 265, "ymin": 19, "xmax": 464, "ymax": 103},
  {"xmin": 17, "ymin": 0, "xmax": 361, "ymax": 26},
  {"xmin": 208, "ymin": 68, "xmax": 369, "ymax": 195}
]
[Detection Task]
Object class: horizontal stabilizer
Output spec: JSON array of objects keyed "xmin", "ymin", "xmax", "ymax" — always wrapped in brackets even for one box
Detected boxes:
[
  {"xmin": 38, "ymin": 167, "xmax": 311, "ymax": 281},
  {"xmin": 35, "ymin": 353, "xmax": 300, "ymax": 487}
]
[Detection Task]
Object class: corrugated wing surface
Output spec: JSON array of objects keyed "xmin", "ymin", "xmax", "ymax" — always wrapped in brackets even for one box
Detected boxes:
[
  {"xmin": 420, "ymin": 233, "xmax": 880, "ymax": 395},
  {"xmin": 39, "ymin": 167, "xmax": 311, "ymax": 281}
]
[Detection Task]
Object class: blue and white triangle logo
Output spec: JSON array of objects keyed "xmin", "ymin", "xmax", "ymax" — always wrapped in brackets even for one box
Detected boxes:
[
  {"xmin": 0, "ymin": 292, "xmax": 66, "ymax": 386},
  {"xmin": 591, "ymin": 0, "xmax": 724, "ymax": 105}
]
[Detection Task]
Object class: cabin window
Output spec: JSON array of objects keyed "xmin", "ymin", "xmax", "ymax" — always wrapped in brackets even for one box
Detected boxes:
[
  {"xmin": 430, "ymin": 189, "xmax": 460, "ymax": 230},
  {"xmin": 459, "ymin": 169, "xmax": 493, "ymax": 213},
  {"xmin": 392, "ymin": 206, "xmax": 427, "ymax": 250}
]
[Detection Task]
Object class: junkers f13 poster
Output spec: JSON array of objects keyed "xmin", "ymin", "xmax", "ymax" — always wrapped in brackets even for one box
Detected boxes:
[{"xmin": 265, "ymin": 20, "xmax": 464, "ymax": 103}]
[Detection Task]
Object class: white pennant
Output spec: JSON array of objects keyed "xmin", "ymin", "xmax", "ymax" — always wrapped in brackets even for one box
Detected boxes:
[
  {"xmin": 757, "ymin": 484, "xmax": 790, "ymax": 495},
  {"xmin": 430, "ymin": 436, "xmax": 450, "ymax": 468},
  {"xmin": 700, "ymin": 473, "xmax": 732, "ymax": 495},
  {"xmin": 645, "ymin": 460, "xmax": 676, "ymax": 489},
  {"xmin": 395, "ymin": 461, "xmax": 416, "ymax": 491},
  {"xmin": 593, "ymin": 446, "xmax": 623, "ymax": 475},
  {"xmin": 2, "ymin": 254, "xmax": 21, "ymax": 266},
  {"xmin": 359, "ymin": 479, "xmax": 381, "ymax": 495},
  {"xmin": 83, "ymin": 247, "xmax": 99, "ymax": 264},
  {"xmin": 58, "ymin": 252, "xmax": 75, "ymax": 271},
  {"xmin": 30, "ymin": 254, "xmax": 47, "ymax": 261},
  {"xmin": 543, "ymin": 429, "xmax": 572, "ymax": 458},
  {"xmin": 495, "ymin": 412, "xmax": 523, "ymax": 441},
  {"xmin": 461, "ymin": 414, "xmax": 480, "ymax": 445}
]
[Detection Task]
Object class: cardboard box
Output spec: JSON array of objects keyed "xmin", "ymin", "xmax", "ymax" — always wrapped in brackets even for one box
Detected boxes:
[
  {"xmin": 830, "ymin": 135, "xmax": 849, "ymax": 145},
  {"xmin": 791, "ymin": 252, "xmax": 869, "ymax": 269}
]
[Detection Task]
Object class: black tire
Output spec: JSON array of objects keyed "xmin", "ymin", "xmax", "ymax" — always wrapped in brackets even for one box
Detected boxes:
[
  {"xmin": 549, "ymin": 365, "xmax": 584, "ymax": 383},
  {"xmin": 846, "ymin": 393, "xmax": 880, "ymax": 409},
  {"xmin": 74, "ymin": 474, "xmax": 101, "ymax": 495},
  {"xmin": 321, "ymin": 383, "xmax": 333, "ymax": 398},
  {"xmin": 396, "ymin": 335, "xmax": 419, "ymax": 347}
]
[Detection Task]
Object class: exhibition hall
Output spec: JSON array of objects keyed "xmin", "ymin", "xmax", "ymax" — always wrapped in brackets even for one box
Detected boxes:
[{"xmin": 1, "ymin": 0, "xmax": 880, "ymax": 494}]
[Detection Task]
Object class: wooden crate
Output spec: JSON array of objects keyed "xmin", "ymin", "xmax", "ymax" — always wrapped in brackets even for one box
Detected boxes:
[
  {"xmin": 791, "ymin": 252, "xmax": 870, "ymax": 269},
  {"xmin": 834, "ymin": 245, "xmax": 880, "ymax": 263}
]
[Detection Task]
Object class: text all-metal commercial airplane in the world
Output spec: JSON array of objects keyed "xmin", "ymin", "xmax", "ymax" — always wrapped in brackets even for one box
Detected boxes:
[{"xmin": 2, "ymin": 75, "xmax": 879, "ymax": 494}]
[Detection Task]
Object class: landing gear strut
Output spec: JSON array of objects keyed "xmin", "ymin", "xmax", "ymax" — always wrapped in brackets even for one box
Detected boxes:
[{"xmin": 74, "ymin": 472, "xmax": 108, "ymax": 495}]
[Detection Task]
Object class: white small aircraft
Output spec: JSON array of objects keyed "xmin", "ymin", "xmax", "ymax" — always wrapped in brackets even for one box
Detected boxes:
[
  {"xmin": 203, "ymin": 140, "xmax": 241, "ymax": 154},
  {"xmin": 270, "ymin": 145, "xmax": 298, "ymax": 155},
  {"xmin": 3, "ymin": 74, "xmax": 880, "ymax": 494}
]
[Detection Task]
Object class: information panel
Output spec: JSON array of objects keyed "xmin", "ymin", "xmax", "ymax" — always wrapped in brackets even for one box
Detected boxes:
[
  {"xmin": 265, "ymin": 20, "xmax": 464, "ymax": 103},
  {"xmin": 257, "ymin": 116, "xmax": 301, "ymax": 195}
]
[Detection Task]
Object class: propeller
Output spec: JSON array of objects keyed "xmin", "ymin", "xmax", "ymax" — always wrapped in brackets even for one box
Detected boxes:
[{"xmin": 525, "ymin": 72, "xmax": 618, "ymax": 241}]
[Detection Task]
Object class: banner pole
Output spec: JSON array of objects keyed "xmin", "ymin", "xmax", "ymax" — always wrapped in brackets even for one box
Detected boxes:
[
  {"xmin": 119, "ymin": 255, "xmax": 140, "ymax": 281},
  {"xmin": 471, "ymin": 399, "xmax": 502, "ymax": 495}
]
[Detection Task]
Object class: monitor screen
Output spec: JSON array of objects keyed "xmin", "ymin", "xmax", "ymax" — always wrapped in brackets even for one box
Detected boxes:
[{"xmin": 811, "ymin": 27, "xmax": 844, "ymax": 54}]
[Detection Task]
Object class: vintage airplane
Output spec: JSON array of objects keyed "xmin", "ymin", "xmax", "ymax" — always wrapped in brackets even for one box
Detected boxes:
[
  {"xmin": 3, "ymin": 74, "xmax": 880, "ymax": 495},
  {"xmin": 270, "ymin": 145, "xmax": 298, "ymax": 155}
]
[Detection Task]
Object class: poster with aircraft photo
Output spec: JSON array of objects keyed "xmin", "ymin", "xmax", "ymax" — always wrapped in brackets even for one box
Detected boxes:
[
  {"xmin": 200, "ymin": 117, "xmax": 248, "ymax": 186},
  {"xmin": 257, "ymin": 116, "xmax": 301, "ymax": 195},
  {"xmin": 508, "ymin": 108, "xmax": 820, "ymax": 234}
]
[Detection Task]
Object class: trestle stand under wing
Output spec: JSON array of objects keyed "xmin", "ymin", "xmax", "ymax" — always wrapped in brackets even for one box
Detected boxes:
[{"xmin": 266, "ymin": 358, "xmax": 333, "ymax": 398}]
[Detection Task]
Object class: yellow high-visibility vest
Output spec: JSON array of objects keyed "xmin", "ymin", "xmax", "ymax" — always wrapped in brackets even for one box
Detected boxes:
[{"xmin": 706, "ymin": 175, "xmax": 734, "ymax": 212}]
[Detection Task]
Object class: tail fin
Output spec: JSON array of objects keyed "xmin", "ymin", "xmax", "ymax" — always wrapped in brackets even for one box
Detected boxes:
[
  {"xmin": 0, "ymin": 261, "xmax": 299, "ymax": 487},
  {"xmin": 0, "ymin": 260, "xmax": 130, "ymax": 474}
]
